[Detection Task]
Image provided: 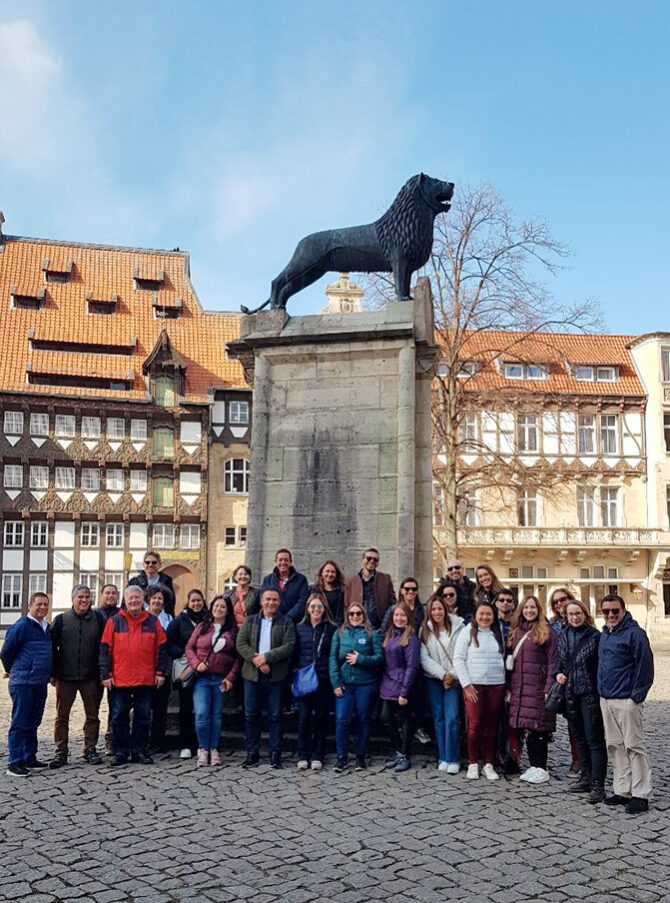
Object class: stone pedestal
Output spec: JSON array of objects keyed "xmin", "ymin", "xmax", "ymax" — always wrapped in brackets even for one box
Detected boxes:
[{"xmin": 226, "ymin": 279, "xmax": 436, "ymax": 592}]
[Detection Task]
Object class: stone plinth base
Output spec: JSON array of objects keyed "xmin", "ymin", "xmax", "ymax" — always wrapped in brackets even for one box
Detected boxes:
[{"xmin": 227, "ymin": 280, "xmax": 436, "ymax": 590}]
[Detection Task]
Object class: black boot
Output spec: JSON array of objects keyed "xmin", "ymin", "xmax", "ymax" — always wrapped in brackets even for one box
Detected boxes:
[
  {"xmin": 587, "ymin": 781, "xmax": 605, "ymax": 804},
  {"xmin": 568, "ymin": 772, "xmax": 591, "ymax": 793}
]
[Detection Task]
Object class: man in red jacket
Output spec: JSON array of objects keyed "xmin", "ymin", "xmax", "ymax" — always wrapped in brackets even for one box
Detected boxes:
[{"xmin": 99, "ymin": 585, "xmax": 168, "ymax": 766}]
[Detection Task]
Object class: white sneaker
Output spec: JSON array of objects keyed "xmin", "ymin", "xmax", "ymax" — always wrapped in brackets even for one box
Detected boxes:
[
  {"xmin": 310, "ymin": 760, "xmax": 323, "ymax": 771},
  {"xmin": 526, "ymin": 767, "xmax": 550, "ymax": 784},
  {"xmin": 447, "ymin": 763, "xmax": 460, "ymax": 775},
  {"xmin": 179, "ymin": 748, "xmax": 192, "ymax": 760},
  {"xmin": 520, "ymin": 766, "xmax": 537, "ymax": 782},
  {"xmin": 437, "ymin": 761, "xmax": 448, "ymax": 771},
  {"xmin": 466, "ymin": 763, "xmax": 479, "ymax": 780},
  {"xmin": 482, "ymin": 763, "xmax": 499, "ymax": 781},
  {"xmin": 297, "ymin": 759, "xmax": 309, "ymax": 770}
]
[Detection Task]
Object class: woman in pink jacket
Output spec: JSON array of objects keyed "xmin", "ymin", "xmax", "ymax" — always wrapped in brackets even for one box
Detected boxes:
[{"xmin": 186, "ymin": 596, "xmax": 240, "ymax": 767}]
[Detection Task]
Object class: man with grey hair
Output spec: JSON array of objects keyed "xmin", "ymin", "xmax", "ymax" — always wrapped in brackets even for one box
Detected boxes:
[
  {"xmin": 49, "ymin": 585, "xmax": 105, "ymax": 768},
  {"xmin": 100, "ymin": 585, "xmax": 168, "ymax": 766}
]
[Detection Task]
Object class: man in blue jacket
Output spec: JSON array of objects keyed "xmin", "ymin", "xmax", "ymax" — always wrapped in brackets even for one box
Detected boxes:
[
  {"xmin": 597, "ymin": 594, "xmax": 654, "ymax": 814},
  {"xmin": 1, "ymin": 592, "xmax": 52, "ymax": 777},
  {"xmin": 260, "ymin": 549, "xmax": 309, "ymax": 622}
]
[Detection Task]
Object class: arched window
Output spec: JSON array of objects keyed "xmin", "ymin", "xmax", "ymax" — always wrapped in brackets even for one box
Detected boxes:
[{"xmin": 224, "ymin": 458, "xmax": 249, "ymax": 494}]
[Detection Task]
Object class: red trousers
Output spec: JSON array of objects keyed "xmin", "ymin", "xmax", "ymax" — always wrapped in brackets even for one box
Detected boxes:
[{"xmin": 463, "ymin": 684, "xmax": 506, "ymax": 765}]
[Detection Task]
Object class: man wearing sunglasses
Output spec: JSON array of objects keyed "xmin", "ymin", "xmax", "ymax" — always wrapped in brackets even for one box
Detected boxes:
[
  {"xmin": 438, "ymin": 559, "xmax": 475, "ymax": 623},
  {"xmin": 127, "ymin": 551, "xmax": 175, "ymax": 616},
  {"xmin": 597, "ymin": 594, "xmax": 654, "ymax": 814},
  {"xmin": 344, "ymin": 548, "xmax": 396, "ymax": 630}
]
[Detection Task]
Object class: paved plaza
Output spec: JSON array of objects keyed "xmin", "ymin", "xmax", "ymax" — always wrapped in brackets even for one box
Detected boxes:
[{"xmin": 1, "ymin": 649, "xmax": 669, "ymax": 903}]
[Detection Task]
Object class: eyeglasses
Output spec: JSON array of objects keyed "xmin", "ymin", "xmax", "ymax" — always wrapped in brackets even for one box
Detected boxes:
[
  {"xmin": 403, "ymin": 587, "xmax": 418, "ymax": 593},
  {"xmin": 553, "ymin": 596, "xmax": 569, "ymax": 603},
  {"xmin": 497, "ymin": 598, "xmax": 515, "ymax": 605},
  {"xmin": 309, "ymin": 604, "xmax": 324, "ymax": 611},
  {"xmin": 145, "ymin": 560, "xmax": 158, "ymax": 566},
  {"xmin": 364, "ymin": 556, "xmax": 379, "ymax": 563},
  {"xmin": 447, "ymin": 566, "xmax": 461, "ymax": 571},
  {"xmin": 442, "ymin": 592, "xmax": 456, "ymax": 599},
  {"xmin": 348, "ymin": 611, "xmax": 363, "ymax": 618},
  {"xmin": 602, "ymin": 608, "xmax": 621, "ymax": 616}
]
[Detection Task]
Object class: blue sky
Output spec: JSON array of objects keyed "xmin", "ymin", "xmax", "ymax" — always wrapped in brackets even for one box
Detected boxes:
[{"xmin": 0, "ymin": 1, "xmax": 668, "ymax": 330}]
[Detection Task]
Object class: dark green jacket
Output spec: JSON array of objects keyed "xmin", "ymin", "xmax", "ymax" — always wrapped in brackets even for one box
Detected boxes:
[
  {"xmin": 236, "ymin": 613, "xmax": 296, "ymax": 682},
  {"xmin": 329, "ymin": 625, "xmax": 382, "ymax": 687},
  {"xmin": 52, "ymin": 607, "xmax": 105, "ymax": 682}
]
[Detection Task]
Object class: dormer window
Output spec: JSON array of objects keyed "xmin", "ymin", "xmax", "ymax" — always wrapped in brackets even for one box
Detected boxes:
[
  {"xmin": 456, "ymin": 361, "xmax": 479, "ymax": 378},
  {"xmin": 10, "ymin": 284, "xmax": 46, "ymax": 310},
  {"xmin": 42, "ymin": 258, "xmax": 73, "ymax": 284},
  {"xmin": 134, "ymin": 266, "xmax": 165, "ymax": 292},
  {"xmin": 153, "ymin": 296, "xmax": 182, "ymax": 320},
  {"xmin": 503, "ymin": 363, "xmax": 546, "ymax": 380},
  {"xmin": 87, "ymin": 291, "xmax": 118, "ymax": 316},
  {"xmin": 574, "ymin": 365, "xmax": 618, "ymax": 383}
]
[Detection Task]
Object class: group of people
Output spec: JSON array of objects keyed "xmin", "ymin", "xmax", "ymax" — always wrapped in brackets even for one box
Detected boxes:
[{"xmin": 0, "ymin": 549, "xmax": 655, "ymax": 815}]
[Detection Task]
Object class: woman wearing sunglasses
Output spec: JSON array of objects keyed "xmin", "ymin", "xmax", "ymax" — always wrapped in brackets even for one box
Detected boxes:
[
  {"xmin": 329, "ymin": 604, "xmax": 382, "ymax": 773},
  {"xmin": 294, "ymin": 594, "xmax": 336, "ymax": 771}
]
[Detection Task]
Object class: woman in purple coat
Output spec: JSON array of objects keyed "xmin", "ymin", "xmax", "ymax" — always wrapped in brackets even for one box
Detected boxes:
[
  {"xmin": 507, "ymin": 595, "xmax": 557, "ymax": 785},
  {"xmin": 380, "ymin": 603, "xmax": 420, "ymax": 773}
]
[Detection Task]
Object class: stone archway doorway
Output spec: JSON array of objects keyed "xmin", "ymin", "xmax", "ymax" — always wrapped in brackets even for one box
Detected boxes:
[{"xmin": 162, "ymin": 564, "xmax": 199, "ymax": 613}]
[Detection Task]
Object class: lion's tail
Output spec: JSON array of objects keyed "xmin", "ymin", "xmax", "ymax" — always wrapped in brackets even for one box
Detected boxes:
[{"xmin": 240, "ymin": 298, "xmax": 272, "ymax": 315}]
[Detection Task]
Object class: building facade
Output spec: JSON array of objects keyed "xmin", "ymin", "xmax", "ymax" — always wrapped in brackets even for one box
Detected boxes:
[
  {"xmin": 0, "ymin": 224, "xmax": 246, "ymax": 626},
  {"xmin": 435, "ymin": 330, "xmax": 670, "ymax": 637}
]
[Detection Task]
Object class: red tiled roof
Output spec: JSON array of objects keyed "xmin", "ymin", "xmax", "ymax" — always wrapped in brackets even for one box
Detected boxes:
[
  {"xmin": 453, "ymin": 330, "xmax": 644, "ymax": 397},
  {"xmin": 0, "ymin": 236, "xmax": 246, "ymax": 401}
]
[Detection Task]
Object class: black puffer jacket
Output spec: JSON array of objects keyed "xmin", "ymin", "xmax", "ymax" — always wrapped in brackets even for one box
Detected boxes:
[
  {"xmin": 166, "ymin": 609, "xmax": 204, "ymax": 659},
  {"xmin": 556, "ymin": 624, "xmax": 603, "ymax": 725}
]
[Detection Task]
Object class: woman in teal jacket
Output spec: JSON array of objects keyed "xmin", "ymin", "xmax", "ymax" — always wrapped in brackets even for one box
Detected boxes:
[{"xmin": 329, "ymin": 603, "xmax": 382, "ymax": 773}]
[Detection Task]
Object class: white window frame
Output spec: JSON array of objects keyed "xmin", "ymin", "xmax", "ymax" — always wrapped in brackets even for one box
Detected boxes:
[
  {"xmin": 575, "ymin": 366, "xmax": 593, "ymax": 381},
  {"xmin": 4, "ymin": 464, "xmax": 23, "ymax": 489},
  {"xmin": 600, "ymin": 414, "xmax": 618, "ymax": 455},
  {"xmin": 130, "ymin": 419, "xmax": 148, "ymax": 441},
  {"xmin": 30, "ymin": 413, "xmax": 49, "ymax": 437},
  {"xmin": 517, "ymin": 414, "xmax": 538, "ymax": 453},
  {"xmin": 600, "ymin": 487, "xmax": 619, "ymax": 527},
  {"xmin": 239, "ymin": 526, "xmax": 247, "ymax": 549},
  {"xmin": 81, "ymin": 523, "xmax": 100, "ymax": 548},
  {"xmin": 662, "ymin": 348, "xmax": 670, "ymax": 383},
  {"xmin": 106, "ymin": 469, "xmax": 124, "ymax": 492},
  {"xmin": 224, "ymin": 458, "xmax": 250, "ymax": 495},
  {"xmin": 106, "ymin": 418, "xmax": 125, "ymax": 440},
  {"xmin": 518, "ymin": 489, "xmax": 539, "ymax": 527},
  {"xmin": 55, "ymin": 467, "xmax": 75, "ymax": 490},
  {"xmin": 81, "ymin": 416, "xmax": 101, "ymax": 439},
  {"xmin": 152, "ymin": 523, "xmax": 176, "ymax": 549},
  {"xmin": 29, "ymin": 574, "xmax": 47, "ymax": 596},
  {"xmin": 104, "ymin": 572, "xmax": 124, "ymax": 592},
  {"xmin": 596, "ymin": 367, "xmax": 616, "ymax": 382},
  {"xmin": 229, "ymin": 401, "xmax": 249, "ymax": 425},
  {"xmin": 577, "ymin": 486, "xmax": 596, "ymax": 527},
  {"xmin": 2, "ymin": 574, "xmax": 22, "ymax": 608},
  {"xmin": 31, "ymin": 522, "xmax": 48, "ymax": 547},
  {"xmin": 4, "ymin": 411, "xmax": 24, "ymax": 435},
  {"xmin": 578, "ymin": 415, "xmax": 595, "ymax": 454},
  {"xmin": 81, "ymin": 468, "xmax": 101, "ymax": 491},
  {"xmin": 504, "ymin": 363, "xmax": 523, "ymax": 380},
  {"xmin": 224, "ymin": 526, "xmax": 236, "ymax": 546},
  {"xmin": 106, "ymin": 523, "xmax": 124, "ymax": 548},
  {"xmin": 4, "ymin": 521, "xmax": 24, "ymax": 547},
  {"xmin": 79, "ymin": 573, "xmax": 99, "ymax": 604},
  {"xmin": 179, "ymin": 524, "xmax": 200, "ymax": 550},
  {"xmin": 130, "ymin": 470, "xmax": 148, "ymax": 493},
  {"xmin": 29, "ymin": 466, "xmax": 49, "ymax": 490},
  {"xmin": 458, "ymin": 413, "xmax": 477, "ymax": 451},
  {"xmin": 55, "ymin": 415, "xmax": 75, "ymax": 439}
]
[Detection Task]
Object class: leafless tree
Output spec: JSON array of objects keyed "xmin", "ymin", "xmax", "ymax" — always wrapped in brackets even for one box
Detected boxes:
[{"xmin": 362, "ymin": 182, "xmax": 604, "ymax": 569}]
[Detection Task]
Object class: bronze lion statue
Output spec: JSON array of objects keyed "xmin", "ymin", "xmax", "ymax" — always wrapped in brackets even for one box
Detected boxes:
[{"xmin": 241, "ymin": 173, "xmax": 454, "ymax": 313}]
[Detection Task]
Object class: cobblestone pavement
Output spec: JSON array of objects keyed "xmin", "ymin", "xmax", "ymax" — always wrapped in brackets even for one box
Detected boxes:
[{"xmin": 1, "ymin": 649, "xmax": 670, "ymax": 903}]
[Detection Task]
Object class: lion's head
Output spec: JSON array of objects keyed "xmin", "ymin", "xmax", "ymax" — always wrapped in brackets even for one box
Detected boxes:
[{"xmin": 375, "ymin": 173, "xmax": 454, "ymax": 263}]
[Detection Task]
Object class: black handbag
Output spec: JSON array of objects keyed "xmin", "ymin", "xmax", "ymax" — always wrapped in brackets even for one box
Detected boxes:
[{"xmin": 544, "ymin": 680, "xmax": 566, "ymax": 715}]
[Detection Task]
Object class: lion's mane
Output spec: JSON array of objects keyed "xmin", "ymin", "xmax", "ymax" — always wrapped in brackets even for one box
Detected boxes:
[{"xmin": 374, "ymin": 175, "xmax": 434, "ymax": 268}]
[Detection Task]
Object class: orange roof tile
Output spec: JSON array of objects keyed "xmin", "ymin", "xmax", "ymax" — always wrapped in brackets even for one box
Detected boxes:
[
  {"xmin": 0, "ymin": 235, "xmax": 246, "ymax": 402},
  {"xmin": 452, "ymin": 330, "xmax": 644, "ymax": 398}
]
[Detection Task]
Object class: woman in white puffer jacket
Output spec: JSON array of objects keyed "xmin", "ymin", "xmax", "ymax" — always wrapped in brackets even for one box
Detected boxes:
[
  {"xmin": 421, "ymin": 591, "xmax": 465, "ymax": 774},
  {"xmin": 453, "ymin": 600, "xmax": 506, "ymax": 781}
]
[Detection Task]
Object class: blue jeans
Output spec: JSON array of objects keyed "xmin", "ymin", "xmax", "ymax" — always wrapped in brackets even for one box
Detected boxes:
[
  {"xmin": 8, "ymin": 683, "xmax": 48, "ymax": 766},
  {"xmin": 110, "ymin": 686, "xmax": 152, "ymax": 758},
  {"xmin": 244, "ymin": 677, "xmax": 284, "ymax": 758},
  {"xmin": 334, "ymin": 682, "xmax": 377, "ymax": 761},
  {"xmin": 426, "ymin": 678, "xmax": 460, "ymax": 763},
  {"xmin": 193, "ymin": 674, "xmax": 225, "ymax": 750}
]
